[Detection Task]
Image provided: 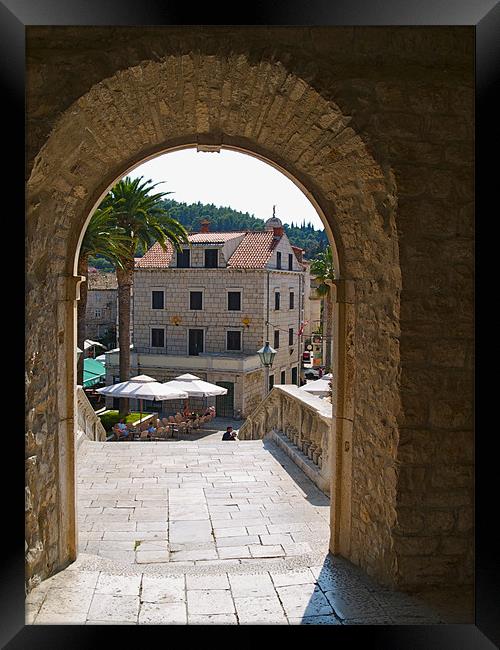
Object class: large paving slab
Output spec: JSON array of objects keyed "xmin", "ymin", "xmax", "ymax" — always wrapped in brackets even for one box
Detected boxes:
[
  {"xmin": 76, "ymin": 435, "xmax": 331, "ymax": 566},
  {"xmin": 25, "ymin": 434, "xmax": 448, "ymax": 626},
  {"xmin": 27, "ymin": 553, "xmax": 446, "ymax": 626}
]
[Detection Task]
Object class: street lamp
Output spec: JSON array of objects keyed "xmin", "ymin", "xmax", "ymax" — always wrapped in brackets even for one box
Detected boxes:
[{"xmin": 257, "ymin": 341, "xmax": 277, "ymax": 395}]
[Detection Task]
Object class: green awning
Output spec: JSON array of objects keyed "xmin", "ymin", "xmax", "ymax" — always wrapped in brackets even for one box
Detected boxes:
[{"xmin": 83, "ymin": 358, "xmax": 105, "ymax": 388}]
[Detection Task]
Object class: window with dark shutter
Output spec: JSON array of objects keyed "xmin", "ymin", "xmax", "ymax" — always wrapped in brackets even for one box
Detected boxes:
[
  {"xmin": 188, "ymin": 329, "xmax": 204, "ymax": 355},
  {"xmin": 288, "ymin": 253, "xmax": 293, "ymax": 270},
  {"xmin": 280, "ymin": 370, "xmax": 286, "ymax": 384},
  {"xmin": 228, "ymin": 291, "xmax": 241, "ymax": 311},
  {"xmin": 276, "ymin": 252, "xmax": 282, "ymax": 269},
  {"xmin": 275, "ymin": 292, "xmax": 280, "ymax": 311},
  {"xmin": 205, "ymin": 249, "xmax": 218, "ymax": 268},
  {"xmin": 289, "ymin": 328, "xmax": 294, "ymax": 346},
  {"xmin": 274, "ymin": 330, "xmax": 280, "ymax": 349},
  {"xmin": 291, "ymin": 366, "xmax": 298, "ymax": 385},
  {"xmin": 227, "ymin": 330, "xmax": 242, "ymax": 351},
  {"xmin": 151, "ymin": 328, "xmax": 165, "ymax": 348},
  {"xmin": 190, "ymin": 291, "xmax": 203, "ymax": 310},
  {"xmin": 177, "ymin": 249, "xmax": 190, "ymax": 268},
  {"xmin": 289, "ymin": 291, "xmax": 294, "ymax": 309},
  {"xmin": 152, "ymin": 291, "xmax": 164, "ymax": 309},
  {"xmin": 269, "ymin": 374, "xmax": 275, "ymax": 391}
]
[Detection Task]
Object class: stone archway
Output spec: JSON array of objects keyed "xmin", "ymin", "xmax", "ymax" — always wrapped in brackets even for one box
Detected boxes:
[{"xmin": 26, "ymin": 52, "xmax": 402, "ymax": 590}]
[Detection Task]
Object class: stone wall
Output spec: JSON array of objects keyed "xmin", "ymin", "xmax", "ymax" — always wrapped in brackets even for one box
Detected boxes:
[
  {"xmin": 239, "ymin": 385, "xmax": 332, "ymax": 493},
  {"xmin": 26, "ymin": 27, "xmax": 473, "ymax": 595},
  {"xmin": 266, "ymin": 269, "xmax": 302, "ymax": 381},
  {"xmin": 133, "ymin": 268, "xmax": 267, "ymax": 355},
  {"xmin": 242, "ymin": 368, "xmax": 265, "ymax": 417},
  {"xmin": 85, "ymin": 288, "xmax": 117, "ymax": 340},
  {"xmin": 76, "ymin": 386, "xmax": 107, "ymax": 448}
]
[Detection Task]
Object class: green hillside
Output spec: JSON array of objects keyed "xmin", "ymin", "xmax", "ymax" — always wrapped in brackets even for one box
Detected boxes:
[{"xmin": 89, "ymin": 199, "xmax": 328, "ymax": 270}]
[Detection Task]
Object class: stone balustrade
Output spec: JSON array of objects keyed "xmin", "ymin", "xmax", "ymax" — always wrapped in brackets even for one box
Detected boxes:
[
  {"xmin": 238, "ymin": 385, "xmax": 332, "ymax": 494},
  {"xmin": 76, "ymin": 386, "xmax": 107, "ymax": 448}
]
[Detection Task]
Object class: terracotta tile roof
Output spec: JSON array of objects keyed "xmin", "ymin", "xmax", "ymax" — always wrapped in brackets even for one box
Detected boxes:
[
  {"xmin": 135, "ymin": 241, "xmax": 174, "ymax": 268},
  {"xmin": 227, "ymin": 231, "xmax": 278, "ymax": 269},
  {"xmin": 189, "ymin": 232, "xmax": 245, "ymax": 244},
  {"xmin": 136, "ymin": 231, "xmax": 283, "ymax": 269}
]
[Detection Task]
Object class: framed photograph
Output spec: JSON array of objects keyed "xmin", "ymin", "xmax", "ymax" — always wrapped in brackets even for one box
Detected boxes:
[{"xmin": 8, "ymin": 0, "xmax": 496, "ymax": 645}]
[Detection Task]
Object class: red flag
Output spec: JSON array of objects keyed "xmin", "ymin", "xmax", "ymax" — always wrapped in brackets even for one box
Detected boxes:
[{"xmin": 298, "ymin": 321, "xmax": 308, "ymax": 336}]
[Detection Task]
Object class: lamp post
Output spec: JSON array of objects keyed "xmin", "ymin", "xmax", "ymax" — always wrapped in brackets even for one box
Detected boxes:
[{"xmin": 257, "ymin": 341, "xmax": 277, "ymax": 396}]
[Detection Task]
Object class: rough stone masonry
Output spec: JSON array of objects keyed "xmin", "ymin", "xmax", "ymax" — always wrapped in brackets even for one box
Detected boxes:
[{"xmin": 25, "ymin": 26, "xmax": 473, "ymax": 600}]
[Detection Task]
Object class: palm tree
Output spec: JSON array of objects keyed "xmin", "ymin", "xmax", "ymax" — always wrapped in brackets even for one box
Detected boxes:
[
  {"xmin": 310, "ymin": 247, "xmax": 336, "ymax": 372},
  {"xmin": 77, "ymin": 208, "xmax": 132, "ymax": 385},
  {"xmin": 98, "ymin": 176, "xmax": 189, "ymax": 416}
]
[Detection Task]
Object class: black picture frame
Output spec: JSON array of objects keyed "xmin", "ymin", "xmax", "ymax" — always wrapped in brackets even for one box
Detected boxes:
[{"xmin": 8, "ymin": 0, "xmax": 497, "ymax": 646}]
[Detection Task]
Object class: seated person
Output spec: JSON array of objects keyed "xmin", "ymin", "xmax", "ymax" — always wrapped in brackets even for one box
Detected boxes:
[
  {"xmin": 112, "ymin": 419, "xmax": 129, "ymax": 439},
  {"xmin": 147, "ymin": 423, "xmax": 157, "ymax": 435},
  {"xmin": 222, "ymin": 426, "xmax": 238, "ymax": 441}
]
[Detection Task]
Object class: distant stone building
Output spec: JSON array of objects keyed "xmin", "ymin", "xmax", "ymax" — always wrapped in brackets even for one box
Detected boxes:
[
  {"xmin": 300, "ymin": 256, "xmax": 322, "ymax": 340},
  {"xmin": 85, "ymin": 270, "xmax": 117, "ymax": 346},
  {"xmin": 104, "ymin": 218, "xmax": 306, "ymax": 417}
]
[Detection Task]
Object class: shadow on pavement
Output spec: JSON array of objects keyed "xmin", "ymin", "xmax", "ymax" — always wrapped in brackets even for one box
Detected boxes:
[{"xmin": 261, "ymin": 437, "xmax": 330, "ymax": 507}]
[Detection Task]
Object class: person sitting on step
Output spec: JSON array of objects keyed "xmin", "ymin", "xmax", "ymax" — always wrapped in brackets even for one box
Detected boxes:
[{"xmin": 222, "ymin": 426, "xmax": 238, "ymax": 441}]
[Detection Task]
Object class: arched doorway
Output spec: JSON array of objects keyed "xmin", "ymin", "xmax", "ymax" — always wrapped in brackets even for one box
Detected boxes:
[{"xmin": 26, "ymin": 53, "xmax": 401, "ymax": 589}]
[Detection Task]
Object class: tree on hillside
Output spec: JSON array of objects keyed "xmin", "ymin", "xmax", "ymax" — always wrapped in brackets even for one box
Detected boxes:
[
  {"xmin": 77, "ymin": 208, "xmax": 131, "ymax": 385},
  {"xmin": 98, "ymin": 177, "xmax": 189, "ymax": 415},
  {"xmin": 310, "ymin": 246, "xmax": 336, "ymax": 372}
]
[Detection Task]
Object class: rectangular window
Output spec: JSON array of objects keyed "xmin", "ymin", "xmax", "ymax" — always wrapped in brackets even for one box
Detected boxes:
[
  {"xmin": 280, "ymin": 370, "xmax": 286, "ymax": 384},
  {"xmin": 188, "ymin": 329, "xmax": 204, "ymax": 356},
  {"xmin": 226, "ymin": 330, "xmax": 242, "ymax": 351},
  {"xmin": 276, "ymin": 252, "xmax": 282, "ymax": 269},
  {"xmin": 177, "ymin": 249, "xmax": 190, "ymax": 268},
  {"xmin": 291, "ymin": 366, "xmax": 298, "ymax": 385},
  {"xmin": 227, "ymin": 291, "xmax": 241, "ymax": 311},
  {"xmin": 288, "ymin": 253, "xmax": 294, "ymax": 270},
  {"xmin": 289, "ymin": 328, "xmax": 294, "ymax": 346},
  {"xmin": 190, "ymin": 291, "xmax": 203, "ymax": 310},
  {"xmin": 151, "ymin": 290, "xmax": 164, "ymax": 310},
  {"xmin": 274, "ymin": 291, "xmax": 280, "ymax": 311},
  {"xmin": 205, "ymin": 249, "xmax": 218, "ymax": 268},
  {"xmin": 289, "ymin": 291, "xmax": 295, "ymax": 309},
  {"xmin": 94, "ymin": 308, "xmax": 102, "ymax": 318},
  {"xmin": 274, "ymin": 330, "xmax": 280, "ymax": 349},
  {"xmin": 268, "ymin": 374, "xmax": 275, "ymax": 391},
  {"xmin": 151, "ymin": 328, "xmax": 165, "ymax": 348}
]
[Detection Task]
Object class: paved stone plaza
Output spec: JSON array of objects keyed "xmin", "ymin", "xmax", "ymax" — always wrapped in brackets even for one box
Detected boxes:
[{"xmin": 26, "ymin": 436, "xmax": 445, "ymax": 625}]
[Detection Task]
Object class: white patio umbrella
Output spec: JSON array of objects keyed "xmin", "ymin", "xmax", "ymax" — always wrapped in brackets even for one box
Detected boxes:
[
  {"xmin": 163, "ymin": 373, "xmax": 227, "ymax": 413},
  {"xmin": 299, "ymin": 373, "xmax": 333, "ymax": 397},
  {"xmin": 97, "ymin": 374, "xmax": 189, "ymax": 422},
  {"xmin": 84, "ymin": 339, "xmax": 107, "ymax": 350}
]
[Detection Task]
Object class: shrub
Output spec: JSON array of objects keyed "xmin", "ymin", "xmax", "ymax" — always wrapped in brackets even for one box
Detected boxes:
[{"xmin": 99, "ymin": 410, "xmax": 145, "ymax": 431}]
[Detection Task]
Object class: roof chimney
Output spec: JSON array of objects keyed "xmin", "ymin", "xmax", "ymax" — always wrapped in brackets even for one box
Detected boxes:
[
  {"xmin": 273, "ymin": 226, "xmax": 284, "ymax": 238},
  {"xmin": 200, "ymin": 219, "xmax": 210, "ymax": 233}
]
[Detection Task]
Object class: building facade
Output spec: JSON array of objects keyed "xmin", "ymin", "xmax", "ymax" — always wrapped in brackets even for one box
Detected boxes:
[
  {"xmin": 85, "ymin": 270, "xmax": 117, "ymax": 344},
  {"xmin": 104, "ymin": 218, "xmax": 306, "ymax": 417}
]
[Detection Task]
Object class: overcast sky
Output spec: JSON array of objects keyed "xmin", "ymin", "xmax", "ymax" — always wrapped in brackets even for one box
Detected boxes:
[{"xmin": 128, "ymin": 148, "xmax": 324, "ymax": 230}]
